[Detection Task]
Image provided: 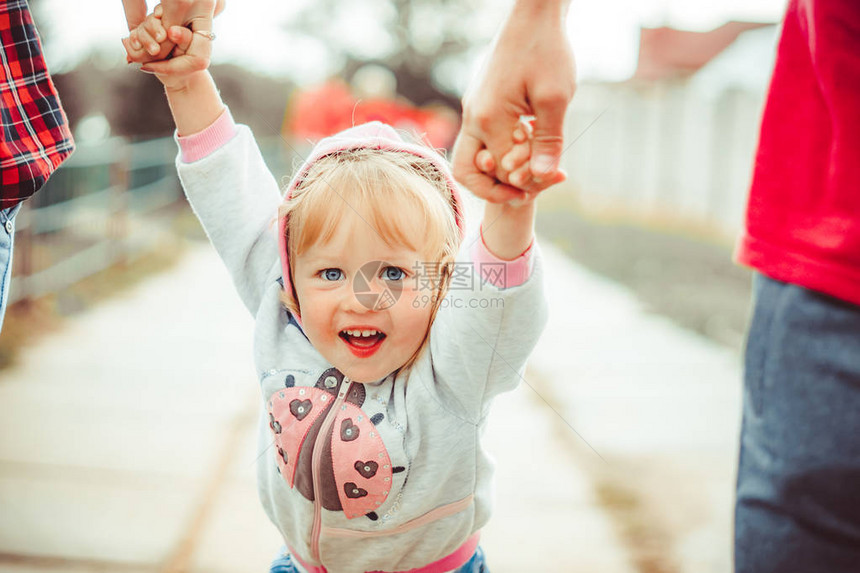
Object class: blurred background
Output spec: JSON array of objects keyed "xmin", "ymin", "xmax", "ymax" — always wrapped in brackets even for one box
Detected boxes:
[{"xmin": 0, "ymin": 0, "xmax": 788, "ymax": 571}]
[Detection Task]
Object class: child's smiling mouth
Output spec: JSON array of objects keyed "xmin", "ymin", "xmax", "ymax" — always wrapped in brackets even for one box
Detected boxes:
[{"xmin": 339, "ymin": 329, "xmax": 387, "ymax": 357}]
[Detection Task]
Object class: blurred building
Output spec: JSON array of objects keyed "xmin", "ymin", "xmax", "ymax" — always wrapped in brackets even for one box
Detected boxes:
[
  {"xmin": 564, "ymin": 21, "xmax": 780, "ymax": 240},
  {"xmin": 634, "ymin": 22, "xmax": 774, "ymax": 82}
]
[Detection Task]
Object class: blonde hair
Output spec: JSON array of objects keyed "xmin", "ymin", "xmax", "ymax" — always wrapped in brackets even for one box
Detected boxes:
[{"xmin": 278, "ymin": 147, "xmax": 462, "ymax": 368}]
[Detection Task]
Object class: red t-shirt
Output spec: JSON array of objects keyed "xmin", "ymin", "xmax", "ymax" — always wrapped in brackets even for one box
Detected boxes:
[{"xmin": 735, "ymin": 0, "xmax": 860, "ymax": 305}]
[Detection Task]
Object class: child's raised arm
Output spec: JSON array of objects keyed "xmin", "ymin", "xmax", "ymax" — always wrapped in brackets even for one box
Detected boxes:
[
  {"xmin": 480, "ymin": 195, "xmax": 537, "ymax": 260},
  {"xmin": 124, "ymin": 9, "xmax": 282, "ymax": 317},
  {"xmin": 475, "ymin": 129, "xmax": 536, "ymax": 260},
  {"xmin": 474, "ymin": 120, "xmax": 567, "ymax": 259},
  {"xmin": 123, "ymin": 9, "xmax": 223, "ymax": 136}
]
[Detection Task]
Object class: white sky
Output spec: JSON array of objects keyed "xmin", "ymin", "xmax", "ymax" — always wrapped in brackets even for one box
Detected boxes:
[{"xmin": 39, "ymin": 0, "xmax": 788, "ymax": 86}]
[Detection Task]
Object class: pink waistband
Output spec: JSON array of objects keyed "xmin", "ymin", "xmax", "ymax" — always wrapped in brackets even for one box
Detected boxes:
[{"xmin": 289, "ymin": 531, "xmax": 480, "ymax": 573}]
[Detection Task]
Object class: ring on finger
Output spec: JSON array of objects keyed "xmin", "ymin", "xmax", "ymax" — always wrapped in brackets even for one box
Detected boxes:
[{"xmin": 193, "ymin": 30, "xmax": 216, "ymax": 41}]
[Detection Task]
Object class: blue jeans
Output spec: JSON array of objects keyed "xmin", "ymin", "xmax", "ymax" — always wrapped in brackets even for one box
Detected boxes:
[
  {"xmin": 0, "ymin": 205, "xmax": 20, "ymax": 333},
  {"xmin": 735, "ymin": 274, "xmax": 860, "ymax": 573},
  {"xmin": 270, "ymin": 546, "xmax": 488, "ymax": 573}
]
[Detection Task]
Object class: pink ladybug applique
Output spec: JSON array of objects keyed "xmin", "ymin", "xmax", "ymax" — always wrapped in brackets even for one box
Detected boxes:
[{"xmin": 267, "ymin": 369, "xmax": 405, "ymax": 520}]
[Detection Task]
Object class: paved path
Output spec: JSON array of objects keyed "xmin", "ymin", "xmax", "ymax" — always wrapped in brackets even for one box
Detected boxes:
[
  {"xmin": 0, "ymin": 246, "xmax": 279, "ymax": 573},
  {"xmin": 530, "ymin": 243, "xmax": 742, "ymax": 573},
  {"xmin": 0, "ymin": 244, "xmax": 635, "ymax": 573}
]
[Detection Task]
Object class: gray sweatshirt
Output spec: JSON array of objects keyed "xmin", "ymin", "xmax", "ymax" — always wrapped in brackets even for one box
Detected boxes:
[{"xmin": 176, "ymin": 124, "xmax": 547, "ymax": 573}]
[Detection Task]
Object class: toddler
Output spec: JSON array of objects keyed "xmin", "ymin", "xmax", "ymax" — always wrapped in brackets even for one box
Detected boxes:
[{"xmin": 127, "ymin": 11, "xmax": 549, "ymax": 573}]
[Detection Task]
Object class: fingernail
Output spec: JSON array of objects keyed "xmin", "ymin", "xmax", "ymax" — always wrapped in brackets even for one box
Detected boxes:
[
  {"xmin": 155, "ymin": 31, "xmax": 165, "ymax": 42},
  {"xmin": 131, "ymin": 39, "xmax": 142, "ymax": 50},
  {"xmin": 148, "ymin": 44, "xmax": 159, "ymax": 55}
]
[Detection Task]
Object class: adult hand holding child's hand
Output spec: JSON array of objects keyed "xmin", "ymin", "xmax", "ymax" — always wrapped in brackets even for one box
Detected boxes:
[
  {"xmin": 122, "ymin": 0, "xmax": 224, "ymax": 64},
  {"xmin": 452, "ymin": 0, "xmax": 575, "ymax": 203},
  {"xmin": 122, "ymin": 0, "xmax": 226, "ymax": 136}
]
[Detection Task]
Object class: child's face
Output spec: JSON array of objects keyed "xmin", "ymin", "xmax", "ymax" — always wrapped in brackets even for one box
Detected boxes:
[{"xmin": 292, "ymin": 209, "xmax": 436, "ymax": 383}]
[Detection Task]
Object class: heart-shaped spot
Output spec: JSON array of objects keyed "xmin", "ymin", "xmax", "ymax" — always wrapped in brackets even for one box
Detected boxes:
[
  {"xmin": 340, "ymin": 418, "xmax": 360, "ymax": 442},
  {"xmin": 268, "ymin": 413, "xmax": 282, "ymax": 434},
  {"xmin": 290, "ymin": 399, "xmax": 313, "ymax": 421},
  {"xmin": 354, "ymin": 460, "xmax": 378, "ymax": 478},
  {"xmin": 344, "ymin": 482, "xmax": 368, "ymax": 499}
]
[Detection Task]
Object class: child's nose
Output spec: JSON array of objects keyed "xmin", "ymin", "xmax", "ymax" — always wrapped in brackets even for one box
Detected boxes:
[
  {"xmin": 341, "ymin": 282, "xmax": 379, "ymax": 313},
  {"xmin": 343, "ymin": 272, "xmax": 397, "ymax": 313}
]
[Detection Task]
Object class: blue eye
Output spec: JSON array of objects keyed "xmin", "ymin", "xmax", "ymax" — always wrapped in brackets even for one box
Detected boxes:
[
  {"xmin": 381, "ymin": 266, "xmax": 405, "ymax": 281},
  {"xmin": 321, "ymin": 269, "xmax": 344, "ymax": 281}
]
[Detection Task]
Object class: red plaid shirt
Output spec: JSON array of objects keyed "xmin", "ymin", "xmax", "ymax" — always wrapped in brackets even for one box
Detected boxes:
[{"xmin": 1, "ymin": 0, "xmax": 74, "ymax": 207}]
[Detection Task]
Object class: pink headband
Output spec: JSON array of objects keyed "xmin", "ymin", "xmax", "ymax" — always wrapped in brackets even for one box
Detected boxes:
[{"xmin": 278, "ymin": 121, "xmax": 466, "ymax": 305}]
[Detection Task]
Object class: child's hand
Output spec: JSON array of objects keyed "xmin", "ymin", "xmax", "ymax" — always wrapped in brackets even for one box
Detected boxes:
[
  {"xmin": 123, "ymin": 4, "xmax": 173, "ymax": 62},
  {"xmin": 142, "ymin": 26, "xmax": 211, "ymax": 91},
  {"xmin": 475, "ymin": 119, "xmax": 566, "ymax": 206},
  {"xmin": 475, "ymin": 126, "xmax": 528, "ymax": 181},
  {"xmin": 124, "ymin": 11, "xmax": 214, "ymax": 92}
]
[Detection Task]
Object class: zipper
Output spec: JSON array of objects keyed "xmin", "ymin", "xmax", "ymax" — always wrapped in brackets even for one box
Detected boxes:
[{"xmin": 310, "ymin": 376, "xmax": 352, "ymax": 564}]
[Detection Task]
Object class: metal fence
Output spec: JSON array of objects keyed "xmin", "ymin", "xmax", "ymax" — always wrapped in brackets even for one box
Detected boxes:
[
  {"xmin": 9, "ymin": 137, "xmax": 181, "ymax": 304},
  {"xmin": 562, "ymin": 81, "xmax": 764, "ymax": 239}
]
